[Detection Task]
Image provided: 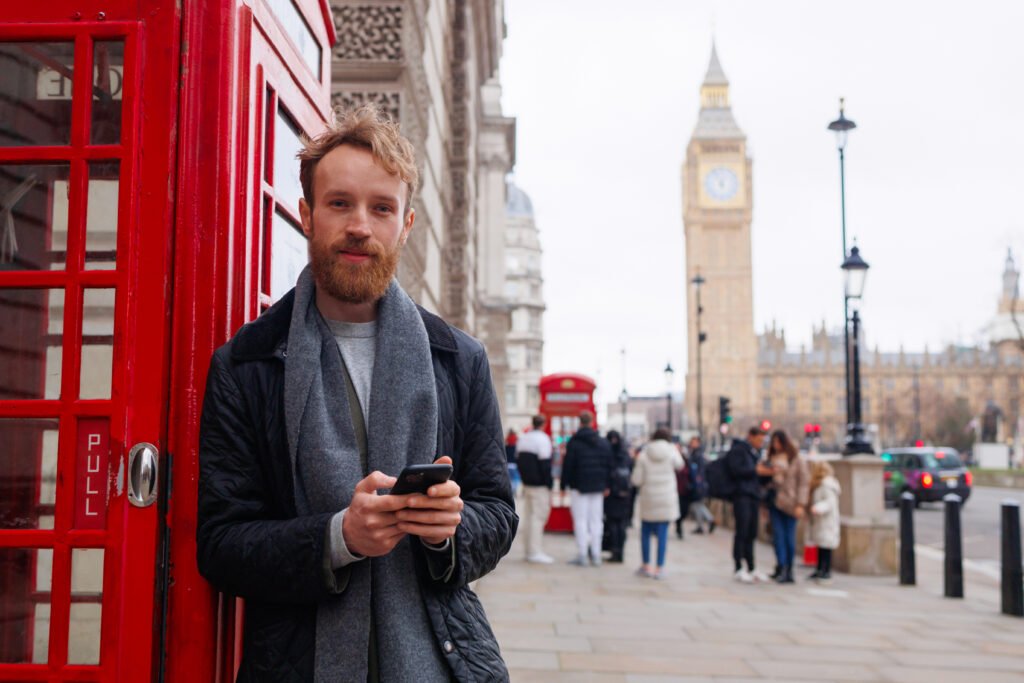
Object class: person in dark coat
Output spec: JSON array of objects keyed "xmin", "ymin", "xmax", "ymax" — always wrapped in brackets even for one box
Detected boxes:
[
  {"xmin": 603, "ymin": 430, "xmax": 633, "ymax": 563},
  {"xmin": 686, "ymin": 436, "xmax": 715, "ymax": 534},
  {"xmin": 196, "ymin": 106, "xmax": 516, "ymax": 683},
  {"xmin": 561, "ymin": 411, "xmax": 613, "ymax": 566},
  {"xmin": 726, "ymin": 425, "xmax": 772, "ymax": 584}
]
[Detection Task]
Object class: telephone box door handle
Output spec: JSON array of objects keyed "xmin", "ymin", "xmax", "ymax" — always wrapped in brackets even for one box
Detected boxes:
[{"xmin": 127, "ymin": 443, "xmax": 159, "ymax": 508}]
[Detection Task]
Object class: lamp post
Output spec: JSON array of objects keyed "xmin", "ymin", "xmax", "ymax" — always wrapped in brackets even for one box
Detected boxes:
[
  {"xmin": 842, "ymin": 245, "xmax": 873, "ymax": 455},
  {"xmin": 664, "ymin": 362, "xmax": 675, "ymax": 434},
  {"xmin": 828, "ymin": 99, "xmax": 857, "ymax": 432},
  {"xmin": 692, "ymin": 272, "xmax": 707, "ymax": 439},
  {"xmin": 619, "ymin": 388, "xmax": 628, "ymax": 442}
]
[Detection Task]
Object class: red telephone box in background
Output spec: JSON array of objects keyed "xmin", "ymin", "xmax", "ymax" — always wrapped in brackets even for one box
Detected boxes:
[
  {"xmin": 537, "ymin": 373, "xmax": 597, "ymax": 532},
  {"xmin": 0, "ymin": 2, "xmax": 335, "ymax": 681}
]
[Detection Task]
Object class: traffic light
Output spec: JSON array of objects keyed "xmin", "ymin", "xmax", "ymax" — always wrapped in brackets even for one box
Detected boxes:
[
  {"xmin": 718, "ymin": 396, "xmax": 732, "ymax": 426},
  {"xmin": 760, "ymin": 420, "xmax": 772, "ymax": 432}
]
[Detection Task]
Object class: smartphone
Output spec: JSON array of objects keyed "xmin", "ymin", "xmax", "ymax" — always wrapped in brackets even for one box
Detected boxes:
[{"xmin": 388, "ymin": 463, "xmax": 453, "ymax": 495}]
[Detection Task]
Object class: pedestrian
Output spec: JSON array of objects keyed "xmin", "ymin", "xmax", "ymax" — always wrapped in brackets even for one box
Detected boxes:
[
  {"xmin": 766, "ymin": 430, "xmax": 809, "ymax": 584},
  {"xmin": 516, "ymin": 415, "xmax": 555, "ymax": 564},
  {"xmin": 561, "ymin": 411, "xmax": 613, "ymax": 566},
  {"xmin": 631, "ymin": 427, "xmax": 684, "ymax": 579},
  {"xmin": 196, "ymin": 105, "xmax": 517, "ymax": 682},
  {"xmin": 725, "ymin": 425, "xmax": 773, "ymax": 583},
  {"xmin": 505, "ymin": 428, "xmax": 521, "ymax": 495},
  {"xmin": 808, "ymin": 460, "xmax": 842, "ymax": 583},
  {"xmin": 603, "ymin": 430, "xmax": 633, "ymax": 563},
  {"xmin": 686, "ymin": 436, "xmax": 716, "ymax": 534},
  {"xmin": 674, "ymin": 445, "xmax": 691, "ymax": 540}
]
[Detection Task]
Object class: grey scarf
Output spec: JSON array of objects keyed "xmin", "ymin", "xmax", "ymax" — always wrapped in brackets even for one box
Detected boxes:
[{"xmin": 284, "ymin": 266, "xmax": 450, "ymax": 682}]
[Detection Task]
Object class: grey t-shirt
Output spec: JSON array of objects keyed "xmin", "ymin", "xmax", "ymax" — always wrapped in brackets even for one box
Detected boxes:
[{"xmin": 325, "ymin": 318, "xmax": 377, "ymax": 420}]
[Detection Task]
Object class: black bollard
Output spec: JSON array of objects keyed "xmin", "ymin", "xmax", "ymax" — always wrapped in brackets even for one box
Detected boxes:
[
  {"xmin": 944, "ymin": 493, "xmax": 963, "ymax": 598},
  {"xmin": 1002, "ymin": 500, "xmax": 1023, "ymax": 617},
  {"xmin": 899, "ymin": 491, "xmax": 916, "ymax": 586}
]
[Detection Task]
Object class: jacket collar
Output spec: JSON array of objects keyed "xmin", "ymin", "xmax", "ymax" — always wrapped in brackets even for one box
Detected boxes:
[{"xmin": 230, "ymin": 287, "xmax": 459, "ymax": 361}]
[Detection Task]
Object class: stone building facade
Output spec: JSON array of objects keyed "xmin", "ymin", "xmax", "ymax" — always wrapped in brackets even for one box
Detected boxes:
[
  {"xmin": 683, "ymin": 46, "xmax": 1024, "ymax": 450},
  {"xmin": 330, "ymin": 0, "xmax": 517, "ymax": 414},
  {"xmin": 502, "ymin": 182, "xmax": 546, "ymax": 431}
]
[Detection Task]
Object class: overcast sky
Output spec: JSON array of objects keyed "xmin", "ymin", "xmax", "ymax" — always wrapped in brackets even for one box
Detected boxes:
[{"xmin": 500, "ymin": 0, "xmax": 1024, "ymax": 408}]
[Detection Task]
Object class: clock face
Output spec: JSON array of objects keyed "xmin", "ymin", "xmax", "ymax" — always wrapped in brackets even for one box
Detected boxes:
[{"xmin": 705, "ymin": 167, "xmax": 739, "ymax": 201}]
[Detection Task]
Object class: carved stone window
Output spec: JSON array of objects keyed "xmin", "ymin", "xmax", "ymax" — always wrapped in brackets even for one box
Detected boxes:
[{"xmin": 333, "ymin": 5, "xmax": 403, "ymax": 61}]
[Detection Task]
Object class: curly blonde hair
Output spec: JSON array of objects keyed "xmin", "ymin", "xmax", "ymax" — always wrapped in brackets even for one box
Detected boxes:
[{"xmin": 298, "ymin": 104, "xmax": 419, "ymax": 215}]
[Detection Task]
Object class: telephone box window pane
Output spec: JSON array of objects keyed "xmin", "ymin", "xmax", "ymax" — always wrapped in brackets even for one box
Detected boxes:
[
  {"xmin": 0, "ymin": 547, "xmax": 49, "ymax": 663},
  {"xmin": 270, "ymin": 210, "xmax": 308, "ymax": 301},
  {"xmin": 268, "ymin": 0, "xmax": 322, "ymax": 79},
  {"xmin": 0, "ymin": 163, "xmax": 70, "ymax": 271},
  {"xmin": 0, "ymin": 42, "xmax": 75, "ymax": 147},
  {"xmin": 80, "ymin": 289, "xmax": 114, "ymax": 399},
  {"xmin": 84, "ymin": 162, "xmax": 119, "ymax": 270},
  {"xmin": 0, "ymin": 288, "xmax": 63, "ymax": 400},
  {"xmin": 273, "ymin": 109, "xmax": 305, "ymax": 216},
  {"xmin": 91, "ymin": 41, "xmax": 124, "ymax": 145},
  {"xmin": 0, "ymin": 418, "xmax": 59, "ymax": 530},
  {"xmin": 68, "ymin": 547, "xmax": 103, "ymax": 664}
]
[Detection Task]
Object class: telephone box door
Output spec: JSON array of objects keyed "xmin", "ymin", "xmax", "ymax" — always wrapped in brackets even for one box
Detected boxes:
[{"xmin": 0, "ymin": 3, "xmax": 178, "ymax": 681}]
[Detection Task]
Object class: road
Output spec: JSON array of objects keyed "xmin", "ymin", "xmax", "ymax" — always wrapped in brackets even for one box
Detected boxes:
[{"xmin": 884, "ymin": 485, "xmax": 1024, "ymax": 576}]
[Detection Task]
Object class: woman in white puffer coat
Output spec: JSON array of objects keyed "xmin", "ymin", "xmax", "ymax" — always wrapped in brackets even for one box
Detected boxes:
[
  {"xmin": 631, "ymin": 428, "xmax": 684, "ymax": 579},
  {"xmin": 808, "ymin": 460, "xmax": 842, "ymax": 583}
]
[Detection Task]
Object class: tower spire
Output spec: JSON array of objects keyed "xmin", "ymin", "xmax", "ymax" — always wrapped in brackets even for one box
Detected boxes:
[{"xmin": 700, "ymin": 42, "xmax": 730, "ymax": 109}]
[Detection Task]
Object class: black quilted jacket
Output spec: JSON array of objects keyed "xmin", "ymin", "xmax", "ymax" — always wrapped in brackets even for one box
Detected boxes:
[{"xmin": 196, "ymin": 289, "xmax": 517, "ymax": 682}]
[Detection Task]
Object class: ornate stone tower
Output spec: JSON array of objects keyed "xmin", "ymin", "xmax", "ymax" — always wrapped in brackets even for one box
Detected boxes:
[{"xmin": 683, "ymin": 44, "xmax": 758, "ymax": 434}]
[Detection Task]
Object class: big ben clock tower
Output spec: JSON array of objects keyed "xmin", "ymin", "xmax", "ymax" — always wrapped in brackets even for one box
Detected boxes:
[{"xmin": 683, "ymin": 43, "xmax": 757, "ymax": 435}]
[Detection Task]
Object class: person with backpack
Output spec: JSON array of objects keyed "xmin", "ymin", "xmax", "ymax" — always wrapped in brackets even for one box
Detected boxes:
[
  {"xmin": 603, "ymin": 430, "xmax": 633, "ymax": 563},
  {"xmin": 724, "ymin": 425, "xmax": 772, "ymax": 583},
  {"xmin": 516, "ymin": 415, "xmax": 555, "ymax": 564},
  {"xmin": 686, "ymin": 436, "xmax": 715, "ymax": 534}
]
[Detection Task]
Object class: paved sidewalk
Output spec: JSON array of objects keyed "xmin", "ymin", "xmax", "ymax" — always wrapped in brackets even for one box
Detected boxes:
[{"xmin": 475, "ymin": 517, "xmax": 1024, "ymax": 682}]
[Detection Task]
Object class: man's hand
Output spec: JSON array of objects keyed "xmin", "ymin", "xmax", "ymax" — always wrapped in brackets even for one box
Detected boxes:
[
  {"xmin": 755, "ymin": 462, "xmax": 774, "ymax": 476},
  {"xmin": 395, "ymin": 456, "xmax": 464, "ymax": 546},
  {"xmin": 342, "ymin": 471, "xmax": 408, "ymax": 557},
  {"xmin": 794, "ymin": 505, "xmax": 806, "ymax": 520}
]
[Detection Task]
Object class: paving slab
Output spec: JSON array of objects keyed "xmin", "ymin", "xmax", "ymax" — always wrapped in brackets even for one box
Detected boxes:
[{"xmin": 475, "ymin": 514, "xmax": 1024, "ymax": 681}]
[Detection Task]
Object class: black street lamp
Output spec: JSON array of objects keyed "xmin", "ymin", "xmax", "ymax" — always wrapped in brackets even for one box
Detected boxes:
[
  {"xmin": 828, "ymin": 98, "xmax": 857, "ymax": 434},
  {"xmin": 619, "ymin": 387, "xmax": 628, "ymax": 442},
  {"xmin": 664, "ymin": 362, "xmax": 675, "ymax": 434},
  {"xmin": 842, "ymin": 245, "xmax": 873, "ymax": 455},
  {"xmin": 691, "ymin": 272, "xmax": 707, "ymax": 439}
]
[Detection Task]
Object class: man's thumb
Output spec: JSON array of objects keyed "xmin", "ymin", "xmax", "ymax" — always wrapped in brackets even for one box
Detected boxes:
[{"xmin": 357, "ymin": 470, "xmax": 396, "ymax": 494}]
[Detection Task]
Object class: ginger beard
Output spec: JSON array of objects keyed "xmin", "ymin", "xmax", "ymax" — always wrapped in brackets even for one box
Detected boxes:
[{"xmin": 307, "ymin": 217, "xmax": 402, "ymax": 304}]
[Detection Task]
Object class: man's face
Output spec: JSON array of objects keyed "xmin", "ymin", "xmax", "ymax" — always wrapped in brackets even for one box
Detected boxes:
[
  {"xmin": 299, "ymin": 144, "xmax": 414, "ymax": 304},
  {"xmin": 749, "ymin": 433, "xmax": 766, "ymax": 450},
  {"xmin": 689, "ymin": 438, "xmax": 700, "ymax": 450}
]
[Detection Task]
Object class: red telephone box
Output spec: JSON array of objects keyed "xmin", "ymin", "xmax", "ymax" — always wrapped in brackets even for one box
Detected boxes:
[
  {"xmin": 537, "ymin": 373, "xmax": 597, "ymax": 532},
  {"xmin": 0, "ymin": 2, "xmax": 335, "ymax": 681}
]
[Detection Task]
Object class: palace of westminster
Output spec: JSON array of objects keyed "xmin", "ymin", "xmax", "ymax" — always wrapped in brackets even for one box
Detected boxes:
[{"xmin": 683, "ymin": 45, "xmax": 1024, "ymax": 450}]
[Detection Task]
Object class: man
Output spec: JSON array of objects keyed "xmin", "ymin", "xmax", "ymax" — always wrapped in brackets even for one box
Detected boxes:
[
  {"xmin": 560, "ymin": 411, "xmax": 613, "ymax": 566},
  {"xmin": 514, "ymin": 415, "xmax": 554, "ymax": 564},
  {"xmin": 196, "ymin": 105, "xmax": 517, "ymax": 682},
  {"xmin": 725, "ymin": 426, "xmax": 772, "ymax": 583},
  {"xmin": 686, "ymin": 436, "xmax": 715, "ymax": 535}
]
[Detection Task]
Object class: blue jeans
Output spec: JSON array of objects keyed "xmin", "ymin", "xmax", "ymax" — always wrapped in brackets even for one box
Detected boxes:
[
  {"xmin": 770, "ymin": 507, "xmax": 797, "ymax": 567},
  {"xmin": 640, "ymin": 521, "xmax": 669, "ymax": 567}
]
